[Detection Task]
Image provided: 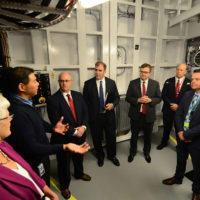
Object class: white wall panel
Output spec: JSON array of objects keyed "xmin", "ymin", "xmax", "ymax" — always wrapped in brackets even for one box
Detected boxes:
[
  {"xmin": 50, "ymin": 32, "xmax": 78, "ymax": 65},
  {"xmin": 140, "ymin": 39, "xmax": 156, "ymax": 64},
  {"xmin": 141, "ymin": 8, "xmax": 158, "ymax": 36},
  {"xmin": 8, "ymin": 31, "xmax": 33, "ymax": 64},
  {"xmin": 116, "ymin": 67, "xmax": 133, "ymax": 94}
]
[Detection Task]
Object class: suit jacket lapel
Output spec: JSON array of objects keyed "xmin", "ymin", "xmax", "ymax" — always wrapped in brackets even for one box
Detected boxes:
[
  {"xmin": 179, "ymin": 78, "xmax": 187, "ymax": 94},
  {"xmin": 137, "ymin": 79, "xmax": 142, "ymax": 97},
  {"xmin": 146, "ymin": 79, "xmax": 151, "ymax": 96},
  {"xmin": 93, "ymin": 78, "xmax": 99, "ymax": 100}
]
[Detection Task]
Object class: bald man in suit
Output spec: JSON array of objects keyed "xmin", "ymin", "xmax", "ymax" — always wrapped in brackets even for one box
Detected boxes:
[
  {"xmin": 157, "ymin": 64, "xmax": 191, "ymax": 150},
  {"xmin": 47, "ymin": 72, "xmax": 91, "ymax": 199}
]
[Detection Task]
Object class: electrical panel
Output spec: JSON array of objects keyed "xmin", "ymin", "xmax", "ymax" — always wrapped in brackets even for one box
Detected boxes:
[
  {"xmin": 186, "ymin": 37, "xmax": 200, "ymax": 68},
  {"xmin": 33, "ymin": 73, "xmax": 51, "ymax": 106}
]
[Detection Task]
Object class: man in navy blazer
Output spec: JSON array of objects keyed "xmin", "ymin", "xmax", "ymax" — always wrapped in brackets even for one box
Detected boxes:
[
  {"xmin": 83, "ymin": 61, "xmax": 120, "ymax": 167},
  {"xmin": 47, "ymin": 72, "xmax": 91, "ymax": 199},
  {"xmin": 126, "ymin": 63, "xmax": 161, "ymax": 163},
  {"xmin": 163, "ymin": 69, "xmax": 200, "ymax": 200},
  {"xmin": 157, "ymin": 64, "xmax": 191, "ymax": 150}
]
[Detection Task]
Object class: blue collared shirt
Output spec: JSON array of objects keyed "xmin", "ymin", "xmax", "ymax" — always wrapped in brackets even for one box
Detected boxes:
[{"xmin": 12, "ymin": 94, "xmax": 33, "ymax": 107}]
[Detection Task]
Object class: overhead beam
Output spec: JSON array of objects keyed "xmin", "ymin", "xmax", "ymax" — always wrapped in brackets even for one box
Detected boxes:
[{"xmin": 169, "ymin": 4, "xmax": 200, "ymax": 27}]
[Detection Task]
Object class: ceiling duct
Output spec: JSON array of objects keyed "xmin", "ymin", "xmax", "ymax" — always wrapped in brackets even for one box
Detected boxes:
[{"xmin": 0, "ymin": 0, "xmax": 77, "ymax": 31}]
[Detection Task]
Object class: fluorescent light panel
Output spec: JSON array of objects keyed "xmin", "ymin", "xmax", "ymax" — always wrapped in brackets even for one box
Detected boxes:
[{"xmin": 79, "ymin": 0, "xmax": 109, "ymax": 8}]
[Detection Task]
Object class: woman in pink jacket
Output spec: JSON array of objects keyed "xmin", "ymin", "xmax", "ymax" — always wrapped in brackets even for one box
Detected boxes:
[{"xmin": 0, "ymin": 93, "xmax": 90, "ymax": 200}]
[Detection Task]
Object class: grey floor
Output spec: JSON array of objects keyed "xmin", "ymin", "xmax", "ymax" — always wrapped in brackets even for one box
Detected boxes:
[{"xmin": 50, "ymin": 128, "xmax": 193, "ymax": 200}]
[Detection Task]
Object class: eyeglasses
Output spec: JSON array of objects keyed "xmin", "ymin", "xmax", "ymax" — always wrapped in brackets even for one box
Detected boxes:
[
  {"xmin": 58, "ymin": 80, "xmax": 72, "ymax": 83},
  {"xmin": 140, "ymin": 71, "xmax": 150, "ymax": 74},
  {"xmin": 0, "ymin": 114, "xmax": 14, "ymax": 122}
]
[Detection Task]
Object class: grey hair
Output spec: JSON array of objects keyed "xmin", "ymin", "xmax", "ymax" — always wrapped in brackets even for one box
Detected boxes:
[{"xmin": 0, "ymin": 93, "xmax": 10, "ymax": 120}]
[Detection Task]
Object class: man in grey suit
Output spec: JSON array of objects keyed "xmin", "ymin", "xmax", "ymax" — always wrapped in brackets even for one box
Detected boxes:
[{"xmin": 126, "ymin": 63, "xmax": 161, "ymax": 163}]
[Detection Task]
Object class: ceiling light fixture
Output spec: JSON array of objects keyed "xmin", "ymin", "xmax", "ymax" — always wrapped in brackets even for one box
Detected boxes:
[{"xmin": 78, "ymin": 0, "xmax": 109, "ymax": 8}]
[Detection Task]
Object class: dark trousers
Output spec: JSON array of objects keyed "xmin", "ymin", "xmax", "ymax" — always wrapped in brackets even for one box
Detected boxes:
[
  {"xmin": 161, "ymin": 111, "xmax": 180, "ymax": 145},
  {"xmin": 56, "ymin": 150, "xmax": 84, "ymax": 190},
  {"xmin": 175, "ymin": 141, "xmax": 200, "ymax": 193},
  {"xmin": 32, "ymin": 158, "xmax": 50, "ymax": 186},
  {"xmin": 90, "ymin": 113, "xmax": 116, "ymax": 159},
  {"xmin": 130, "ymin": 114, "xmax": 154, "ymax": 155}
]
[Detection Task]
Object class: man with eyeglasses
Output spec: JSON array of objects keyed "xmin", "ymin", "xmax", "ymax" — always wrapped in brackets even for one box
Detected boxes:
[
  {"xmin": 47, "ymin": 72, "xmax": 91, "ymax": 199},
  {"xmin": 126, "ymin": 63, "xmax": 161, "ymax": 163},
  {"xmin": 5, "ymin": 67, "xmax": 90, "ymax": 189},
  {"xmin": 157, "ymin": 64, "xmax": 191, "ymax": 150}
]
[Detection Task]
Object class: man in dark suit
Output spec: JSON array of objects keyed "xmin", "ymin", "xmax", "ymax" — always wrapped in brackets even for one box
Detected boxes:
[
  {"xmin": 157, "ymin": 64, "xmax": 191, "ymax": 150},
  {"xmin": 83, "ymin": 61, "xmax": 120, "ymax": 167},
  {"xmin": 47, "ymin": 72, "xmax": 91, "ymax": 199},
  {"xmin": 162, "ymin": 69, "xmax": 200, "ymax": 200},
  {"xmin": 126, "ymin": 63, "xmax": 161, "ymax": 163},
  {"xmin": 5, "ymin": 67, "xmax": 90, "ymax": 189}
]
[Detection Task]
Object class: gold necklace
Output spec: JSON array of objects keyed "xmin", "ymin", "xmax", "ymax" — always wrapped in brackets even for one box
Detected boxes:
[{"xmin": 0, "ymin": 149, "xmax": 10, "ymax": 165}]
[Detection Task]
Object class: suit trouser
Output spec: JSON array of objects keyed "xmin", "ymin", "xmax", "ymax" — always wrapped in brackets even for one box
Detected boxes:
[
  {"xmin": 90, "ymin": 113, "xmax": 116, "ymax": 159},
  {"xmin": 130, "ymin": 114, "xmax": 154, "ymax": 154},
  {"xmin": 31, "ymin": 158, "xmax": 50, "ymax": 186},
  {"xmin": 162, "ymin": 111, "xmax": 180, "ymax": 145},
  {"xmin": 175, "ymin": 140, "xmax": 200, "ymax": 193},
  {"xmin": 56, "ymin": 150, "xmax": 84, "ymax": 190}
]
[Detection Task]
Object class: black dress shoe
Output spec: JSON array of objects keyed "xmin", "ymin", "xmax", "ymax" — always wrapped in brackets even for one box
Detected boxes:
[
  {"xmin": 61, "ymin": 188, "xmax": 71, "ymax": 199},
  {"xmin": 109, "ymin": 157, "xmax": 120, "ymax": 166},
  {"xmin": 162, "ymin": 177, "xmax": 182, "ymax": 185},
  {"xmin": 192, "ymin": 193, "xmax": 200, "ymax": 200},
  {"xmin": 75, "ymin": 173, "xmax": 91, "ymax": 181},
  {"xmin": 128, "ymin": 154, "xmax": 135, "ymax": 163},
  {"xmin": 144, "ymin": 153, "xmax": 151, "ymax": 163},
  {"xmin": 157, "ymin": 143, "xmax": 167, "ymax": 150},
  {"xmin": 97, "ymin": 158, "xmax": 104, "ymax": 167}
]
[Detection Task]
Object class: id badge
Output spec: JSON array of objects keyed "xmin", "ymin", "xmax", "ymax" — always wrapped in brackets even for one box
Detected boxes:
[
  {"xmin": 184, "ymin": 122, "xmax": 189, "ymax": 128},
  {"xmin": 37, "ymin": 163, "xmax": 45, "ymax": 177}
]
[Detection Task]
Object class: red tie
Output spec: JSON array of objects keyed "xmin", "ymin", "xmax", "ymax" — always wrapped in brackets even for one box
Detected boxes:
[
  {"xmin": 142, "ymin": 81, "xmax": 146, "ymax": 115},
  {"xmin": 175, "ymin": 80, "xmax": 180, "ymax": 102},
  {"xmin": 67, "ymin": 94, "xmax": 77, "ymax": 122}
]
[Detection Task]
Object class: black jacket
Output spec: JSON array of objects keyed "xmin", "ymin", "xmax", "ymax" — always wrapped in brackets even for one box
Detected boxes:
[
  {"xmin": 47, "ymin": 90, "xmax": 88, "ymax": 144},
  {"xmin": 176, "ymin": 90, "xmax": 200, "ymax": 140},
  {"xmin": 126, "ymin": 78, "xmax": 161, "ymax": 123},
  {"xmin": 83, "ymin": 77, "xmax": 120, "ymax": 122},
  {"xmin": 6, "ymin": 97, "xmax": 63, "ymax": 169},
  {"xmin": 162, "ymin": 77, "xmax": 191, "ymax": 114}
]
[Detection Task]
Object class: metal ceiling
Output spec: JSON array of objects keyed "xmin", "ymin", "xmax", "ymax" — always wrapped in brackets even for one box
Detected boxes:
[{"xmin": 0, "ymin": 0, "xmax": 77, "ymax": 30}]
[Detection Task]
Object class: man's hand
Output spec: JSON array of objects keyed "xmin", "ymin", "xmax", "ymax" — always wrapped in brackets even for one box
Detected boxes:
[
  {"xmin": 170, "ymin": 103, "xmax": 179, "ymax": 111},
  {"xmin": 105, "ymin": 103, "xmax": 114, "ymax": 110},
  {"xmin": 74, "ymin": 126, "xmax": 85, "ymax": 137},
  {"xmin": 54, "ymin": 116, "xmax": 69, "ymax": 135},
  {"xmin": 63, "ymin": 142, "xmax": 90, "ymax": 154},
  {"xmin": 138, "ymin": 96, "xmax": 152, "ymax": 104},
  {"xmin": 178, "ymin": 131, "xmax": 192, "ymax": 143}
]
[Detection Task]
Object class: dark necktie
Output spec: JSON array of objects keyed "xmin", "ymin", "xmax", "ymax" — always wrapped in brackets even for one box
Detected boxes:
[
  {"xmin": 142, "ymin": 81, "xmax": 146, "ymax": 115},
  {"xmin": 99, "ymin": 80, "xmax": 104, "ymax": 112},
  {"xmin": 175, "ymin": 80, "xmax": 180, "ymax": 102},
  {"xmin": 67, "ymin": 94, "xmax": 77, "ymax": 122}
]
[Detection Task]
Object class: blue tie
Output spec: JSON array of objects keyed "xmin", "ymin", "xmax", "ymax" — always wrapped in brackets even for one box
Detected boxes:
[
  {"xmin": 99, "ymin": 80, "xmax": 104, "ymax": 112},
  {"xmin": 184, "ymin": 94, "xmax": 199, "ymax": 131}
]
